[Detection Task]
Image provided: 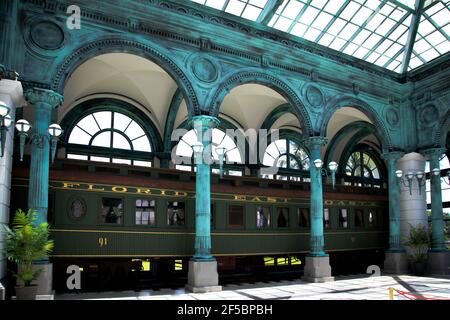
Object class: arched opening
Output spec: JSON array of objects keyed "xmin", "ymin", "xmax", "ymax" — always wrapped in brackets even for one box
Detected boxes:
[
  {"xmin": 324, "ymin": 107, "xmax": 386, "ymax": 188},
  {"xmin": 62, "ymin": 99, "xmax": 156, "ymax": 166},
  {"xmin": 54, "ymin": 52, "xmax": 189, "ymax": 167}
]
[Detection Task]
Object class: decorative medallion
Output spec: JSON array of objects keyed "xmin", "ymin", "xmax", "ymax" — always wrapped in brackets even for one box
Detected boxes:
[
  {"xmin": 304, "ymin": 84, "xmax": 324, "ymax": 109},
  {"xmin": 30, "ymin": 21, "xmax": 64, "ymax": 50},
  {"xmin": 385, "ymin": 107, "xmax": 399, "ymax": 127},
  {"xmin": 192, "ymin": 57, "xmax": 218, "ymax": 83},
  {"xmin": 68, "ymin": 198, "xmax": 87, "ymax": 221},
  {"xmin": 419, "ymin": 104, "xmax": 439, "ymax": 127}
]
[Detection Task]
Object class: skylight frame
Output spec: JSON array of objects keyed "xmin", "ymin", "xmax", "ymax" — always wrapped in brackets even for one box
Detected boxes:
[{"xmin": 189, "ymin": 0, "xmax": 450, "ymax": 73}]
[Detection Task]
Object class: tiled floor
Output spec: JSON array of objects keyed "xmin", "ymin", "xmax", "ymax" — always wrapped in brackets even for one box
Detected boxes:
[{"xmin": 56, "ymin": 274, "xmax": 450, "ymax": 300}]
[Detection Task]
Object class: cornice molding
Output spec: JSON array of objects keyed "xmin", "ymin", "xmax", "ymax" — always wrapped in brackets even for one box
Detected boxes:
[{"xmin": 18, "ymin": 0, "xmax": 449, "ymax": 101}]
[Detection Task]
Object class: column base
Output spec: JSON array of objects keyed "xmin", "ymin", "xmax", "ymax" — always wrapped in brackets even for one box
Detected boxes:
[
  {"xmin": 186, "ymin": 260, "xmax": 222, "ymax": 293},
  {"xmin": 428, "ymin": 251, "xmax": 450, "ymax": 275},
  {"xmin": 302, "ymin": 256, "xmax": 334, "ymax": 283},
  {"xmin": 383, "ymin": 252, "xmax": 408, "ymax": 274}
]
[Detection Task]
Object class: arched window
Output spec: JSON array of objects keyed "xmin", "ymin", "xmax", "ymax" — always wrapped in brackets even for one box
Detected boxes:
[
  {"xmin": 66, "ymin": 110, "xmax": 153, "ymax": 167},
  {"xmin": 174, "ymin": 128, "xmax": 243, "ymax": 176},
  {"xmin": 345, "ymin": 150, "xmax": 382, "ymax": 187},
  {"xmin": 262, "ymin": 139, "xmax": 310, "ymax": 181}
]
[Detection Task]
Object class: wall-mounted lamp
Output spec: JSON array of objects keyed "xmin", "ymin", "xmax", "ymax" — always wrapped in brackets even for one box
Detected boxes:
[
  {"xmin": 395, "ymin": 169, "xmax": 426, "ymax": 195},
  {"xmin": 48, "ymin": 123, "xmax": 63, "ymax": 164},
  {"xmin": 15, "ymin": 119, "xmax": 63, "ymax": 163},
  {"xmin": 432, "ymin": 168, "xmax": 450, "ymax": 186},
  {"xmin": 15, "ymin": 119, "xmax": 31, "ymax": 161},
  {"xmin": 0, "ymin": 101, "xmax": 12, "ymax": 157},
  {"xmin": 215, "ymin": 147, "xmax": 227, "ymax": 179},
  {"xmin": 314, "ymin": 159, "xmax": 338, "ymax": 190}
]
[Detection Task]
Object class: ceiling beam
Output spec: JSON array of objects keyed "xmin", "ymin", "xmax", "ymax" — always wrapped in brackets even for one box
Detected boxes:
[
  {"xmin": 400, "ymin": 0, "xmax": 425, "ymax": 74},
  {"xmin": 387, "ymin": 0, "xmax": 416, "ymax": 13},
  {"xmin": 257, "ymin": 0, "xmax": 284, "ymax": 25}
]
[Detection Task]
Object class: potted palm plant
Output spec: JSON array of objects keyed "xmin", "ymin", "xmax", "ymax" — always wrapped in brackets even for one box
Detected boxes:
[
  {"xmin": 406, "ymin": 223, "xmax": 430, "ymax": 276},
  {"xmin": 2, "ymin": 209, "xmax": 53, "ymax": 300}
]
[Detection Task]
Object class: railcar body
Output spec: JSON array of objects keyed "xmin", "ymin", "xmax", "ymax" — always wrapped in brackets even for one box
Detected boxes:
[{"xmin": 11, "ymin": 160, "xmax": 389, "ymax": 291}]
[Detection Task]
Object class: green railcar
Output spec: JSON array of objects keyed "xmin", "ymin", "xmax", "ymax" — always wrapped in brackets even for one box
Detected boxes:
[{"xmin": 11, "ymin": 160, "xmax": 389, "ymax": 292}]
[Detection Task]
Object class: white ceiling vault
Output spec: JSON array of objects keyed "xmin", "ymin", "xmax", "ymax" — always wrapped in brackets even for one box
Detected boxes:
[
  {"xmin": 60, "ymin": 53, "xmax": 379, "ymax": 156},
  {"xmin": 190, "ymin": 0, "xmax": 450, "ymax": 73}
]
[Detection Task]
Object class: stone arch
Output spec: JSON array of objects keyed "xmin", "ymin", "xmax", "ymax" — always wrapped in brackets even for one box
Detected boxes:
[
  {"xmin": 209, "ymin": 70, "xmax": 313, "ymax": 137},
  {"xmin": 320, "ymin": 95, "xmax": 393, "ymax": 150},
  {"xmin": 324, "ymin": 121, "xmax": 381, "ymax": 165},
  {"xmin": 50, "ymin": 36, "xmax": 199, "ymax": 116},
  {"xmin": 260, "ymin": 103, "xmax": 302, "ymax": 131}
]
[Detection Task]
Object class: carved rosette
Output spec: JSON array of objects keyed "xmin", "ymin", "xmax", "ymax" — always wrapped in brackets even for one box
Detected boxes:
[
  {"xmin": 190, "ymin": 55, "xmax": 219, "ymax": 83},
  {"xmin": 25, "ymin": 88, "xmax": 64, "ymax": 109},
  {"xmin": 418, "ymin": 104, "xmax": 439, "ymax": 127},
  {"xmin": 384, "ymin": 107, "xmax": 399, "ymax": 127},
  {"xmin": 302, "ymin": 83, "xmax": 326, "ymax": 110}
]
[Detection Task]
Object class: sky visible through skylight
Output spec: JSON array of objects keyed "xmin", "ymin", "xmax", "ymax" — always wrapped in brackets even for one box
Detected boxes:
[{"xmin": 190, "ymin": 0, "xmax": 450, "ymax": 73}]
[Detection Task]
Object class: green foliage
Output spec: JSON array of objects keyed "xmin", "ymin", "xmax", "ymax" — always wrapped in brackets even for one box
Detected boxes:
[
  {"xmin": 406, "ymin": 223, "xmax": 430, "ymax": 262},
  {"xmin": 2, "ymin": 209, "xmax": 53, "ymax": 286}
]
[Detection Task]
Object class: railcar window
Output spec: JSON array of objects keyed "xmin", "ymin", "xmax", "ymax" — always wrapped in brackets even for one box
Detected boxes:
[
  {"xmin": 298, "ymin": 208, "xmax": 310, "ymax": 228},
  {"xmin": 277, "ymin": 207, "xmax": 289, "ymax": 227},
  {"xmin": 355, "ymin": 209, "xmax": 364, "ymax": 228},
  {"xmin": 339, "ymin": 208, "xmax": 348, "ymax": 228},
  {"xmin": 101, "ymin": 197, "xmax": 123, "ymax": 224},
  {"xmin": 324, "ymin": 208, "xmax": 330, "ymax": 229},
  {"xmin": 229, "ymin": 205, "xmax": 244, "ymax": 228},
  {"xmin": 256, "ymin": 206, "xmax": 271, "ymax": 228},
  {"xmin": 368, "ymin": 211, "xmax": 376, "ymax": 228},
  {"xmin": 135, "ymin": 199, "xmax": 156, "ymax": 226},
  {"xmin": 167, "ymin": 201, "xmax": 185, "ymax": 226}
]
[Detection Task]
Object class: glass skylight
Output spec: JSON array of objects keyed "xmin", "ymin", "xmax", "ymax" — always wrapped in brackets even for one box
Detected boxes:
[{"xmin": 190, "ymin": 0, "xmax": 450, "ymax": 73}]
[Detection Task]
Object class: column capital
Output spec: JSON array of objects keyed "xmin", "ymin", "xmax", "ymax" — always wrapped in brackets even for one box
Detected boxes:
[
  {"xmin": 25, "ymin": 88, "xmax": 63, "ymax": 109},
  {"xmin": 301, "ymin": 136, "xmax": 327, "ymax": 148},
  {"xmin": 421, "ymin": 147, "xmax": 446, "ymax": 161},
  {"xmin": 190, "ymin": 115, "xmax": 220, "ymax": 130},
  {"xmin": 381, "ymin": 151, "xmax": 404, "ymax": 162}
]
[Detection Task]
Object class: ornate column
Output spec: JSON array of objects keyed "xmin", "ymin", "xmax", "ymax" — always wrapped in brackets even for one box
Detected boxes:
[
  {"xmin": 186, "ymin": 115, "xmax": 222, "ymax": 292},
  {"xmin": 25, "ymin": 88, "xmax": 63, "ymax": 225},
  {"xmin": 24, "ymin": 88, "xmax": 63, "ymax": 295},
  {"xmin": 382, "ymin": 151, "xmax": 408, "ymax": 274},
  {"xmin": 0, "ymin": 76, "xmax": 25, "ymax": 289},
  {"xmin": 302, "ymin": 136, "xmax": 334, "ymax": 282},
  {"xmin": 422, "ymin": 147, "xmax": 449, "ymax": 275}
]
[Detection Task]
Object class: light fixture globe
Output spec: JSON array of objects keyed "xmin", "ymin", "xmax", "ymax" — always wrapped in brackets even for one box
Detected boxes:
[
  {"xmin": 48, "ymin": 123, "xmax": 63, "ymax": 137},
  {"xmin": 405, "ymin": 172, "xmax": 414, "ymax": 180},
  {"xmin": 432, "ymin": 168, "xmax": 441, "ymax": 176},
  {"xmin": 395, "ymin": 170, "xmax": 403, "ymax": 178},
  {"xmin": 415, "ymin": 171, "xmax": 424, "ymax": 180},
  {"xmin": 3, "ymin": 115, "xmax": 13, "ymax": 128},
  {"xmin": 192, "ymin": 143, "xmax": 203, "ymax": 154},
  {"xmin": 328, "ymin": 161, "xmax": 338, "ymax": 172},
  {"xmin": 15, "ymin": 119, "xmax": 31, "ymax": 133},
  {"xmin": 313, "ymin": 159, "xmax": 323, "ymax": 169},
  {"xmin": 0, "ymin": 101, "xmax": 9, "ymax": 117}
]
